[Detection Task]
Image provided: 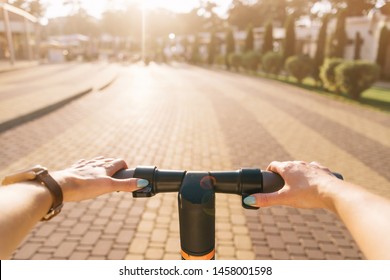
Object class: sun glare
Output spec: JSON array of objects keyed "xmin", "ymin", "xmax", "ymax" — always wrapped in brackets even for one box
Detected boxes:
[
  {"xmin": 43, "ymin": 0, "xmax": 234, "ymax": 19},
  {"xmin": 137, "ymin": 0, "xmax": 201, "ymax": 12}
]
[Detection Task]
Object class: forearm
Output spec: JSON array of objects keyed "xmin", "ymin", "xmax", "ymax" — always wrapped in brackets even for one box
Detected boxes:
[
  {"xmin": 0, "ymin": 182, "xmax": 52, "ymax": 259},
  {"xmin": 325, "ymin": 181, "xmax": 390, "ymax": 259}
]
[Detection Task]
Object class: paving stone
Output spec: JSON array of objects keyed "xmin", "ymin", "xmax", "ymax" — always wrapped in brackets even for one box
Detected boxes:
[
  {"xmin": 128, "ymin": 237, "xmax": 149, "ymax": 254},
  {"xmin": 69, "ymin": 251, "xmax": 90, "ymax": 260},
  {"xmin": 145, "ymin": 248, "xmax": 164, "ymax": 260},
  {"xmin": 217, "ymin": 245, "xmax": 235, "ymax": 257},
  {"xmin": 234, "ymin": 235, "xmax": 252, "ymax": 250},
  {"xmin": 125, "ymin": 254, "xmax": 144, "ymax": 260},
  {"xmin": 92, "ymin": 240, "xmax": 113, "ymax": 256},
  {"xmin": 305, "ymin": 249, "xmax": 325, "ymax": 259},
  {"xmin": 236, "ymin": 250, "xmax": 256, "ymax": 260},
  {"xmin": 163, "ymin": 253, "xmax": 181, "ymax": 260},
  {"xmin": 53, "ymin": 242, "xmax": 78, "ymax": 258},
  {"xmin": 165, "ymin": 237, "xmax": 180, "ymax": 253},
  {"xmin": 13, "ymin": 243, "xmax": 41, "ymax": 259},
  {"xmin": 70, "ymin": 223, "xmax": 90, "ymax": 235},
  {"xmin": 35, "ymin": 224, "xmax": 57, "ymax": 237},
  {"xmin": 80, "ymin": 231, "xmax": 102, "ymax": 245},
  {"xmin": 151, "ymin": 229, "xmax": 168, "ymax": 243},
  {"xmin": 266, "ymin": 235, "xmax": 285, "ymax": 249},
  {"xmin": 44, "ymin": 232, "xmax": 68, "ymax": 247},
  {"xmin": 271, "ymin": 249, "xmax": 290, "ymax": 260},
  {"xmin": 107, "ymin": 249, "xmax": 127, "ymax": 260}
]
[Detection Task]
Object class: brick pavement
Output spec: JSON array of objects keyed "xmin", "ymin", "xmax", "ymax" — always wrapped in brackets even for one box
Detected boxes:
[{"xmin": 0, "ymin": 63, "xmax": 389, "ymax": 260}]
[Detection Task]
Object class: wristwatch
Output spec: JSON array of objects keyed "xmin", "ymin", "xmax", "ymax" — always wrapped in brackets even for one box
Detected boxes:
[{"xmin": 1, "ymin": 165, "xmax": 63, "ymax": 221}]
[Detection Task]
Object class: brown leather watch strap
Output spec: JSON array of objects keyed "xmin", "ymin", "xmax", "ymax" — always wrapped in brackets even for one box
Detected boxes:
[{"xmin": 35, "ymin": 169, "xmax": 63, "ymax": 221}]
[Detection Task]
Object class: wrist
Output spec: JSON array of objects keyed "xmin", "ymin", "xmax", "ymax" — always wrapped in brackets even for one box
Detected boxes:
[
  {"xmin": 2, "ymin": 166, "xmax": 64, "ymax": 220},
  {"xmin": 317, "ymin": 175, "xmax": 349, "ymax": 213}
]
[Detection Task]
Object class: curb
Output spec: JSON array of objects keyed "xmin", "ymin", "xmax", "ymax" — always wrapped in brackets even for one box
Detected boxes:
[{"xmin": 0, "ymin": 73, "xmax": 118, "ymax": 134}]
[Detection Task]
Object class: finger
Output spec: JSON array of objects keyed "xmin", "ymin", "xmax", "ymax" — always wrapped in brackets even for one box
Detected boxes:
[
  {"xmin": 93, "ymin": 156, "xmax": 105, "ymax": 160},
  {"xmin": 111, "ymin": 178, "xmax": 149, "ymax": 192},
  {"xmin": 105, "ymin": 158, "xmax": 128, "ymax": 176},
  {"xmin": 72, "ymin": 159, "xmax": 86, "ymax": 168},
  {"xmin": 266, "ymin": 161, "xmax": 288, "ymax": 174},
  {"xmin": 266, "ymin": 161, "xmax": 280, "ymax": 172},
  {"xmin": 243, "ymin": 192, "xmax": 284, "ymax": 208}
]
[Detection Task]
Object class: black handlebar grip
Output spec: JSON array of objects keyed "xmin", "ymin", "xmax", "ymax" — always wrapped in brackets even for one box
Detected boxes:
[
  {"xmin": 112, "ymin": 169, "xmax": 135, "ymax": 179},
  {"xmin": 261, "ymin": 171, "xmax": 344, "ymax": 193},
  {"xmin": 261, "ymin": 171, "xmax": 285, "ymax": 193}
]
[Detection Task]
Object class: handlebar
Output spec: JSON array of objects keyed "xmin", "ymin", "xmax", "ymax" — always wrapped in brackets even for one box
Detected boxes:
[
  {"xmin": 114, "ymin": 166, "xmax": 342, "ymax": 259},
  {"xmin": 113, "ymin": 166, "xmax": 343, "ymax": 210}
]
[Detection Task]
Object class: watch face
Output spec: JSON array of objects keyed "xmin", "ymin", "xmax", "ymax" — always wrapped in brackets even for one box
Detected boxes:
[{"xmin": 2, "ymin": 166, "xmax": 46, "ymax": 185}]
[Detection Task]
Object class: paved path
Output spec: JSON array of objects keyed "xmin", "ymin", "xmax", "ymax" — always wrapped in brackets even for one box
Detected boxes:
[
  {"xmin": 0, "ymin": 63, "xmax": 389, "ymax": 260},
  {"xmin": 0, "ymin": 62, "xmax": 117, "ymax": 133}
]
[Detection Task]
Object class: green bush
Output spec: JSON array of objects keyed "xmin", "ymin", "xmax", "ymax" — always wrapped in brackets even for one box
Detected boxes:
[
  {"xmin": 228, "ymin": 53, "xmax": 242, "ymax": 71},
  {"xmin": 190, "ymin": 53, "xmax": 202, "ymax": 64},
  {"xmin": 214, "ymin": 54, "xmax": 226, "ymax": 66},
  {"xmin": 261, "ymin": 51, "xmax": 283, "ymax": 75},
  {"xmin": 242, "ymin": 51, "xmax": 261, "ymax": 72},
  {"xmin": 285, "ymin": 54, "xmax": 314, "ymax": 84},
  {"xmin": 319, "ymin": 58, "xmax": 344, "ymax": 92},
  {"xmin": 335, "ymin": 61, "xmax": 380, "ymax": 100}
]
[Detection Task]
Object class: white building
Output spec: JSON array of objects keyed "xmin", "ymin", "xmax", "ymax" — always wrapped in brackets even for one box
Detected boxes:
[{"xmin": 0, "ymin": 2, "xmax": 38, "ymax": 64}]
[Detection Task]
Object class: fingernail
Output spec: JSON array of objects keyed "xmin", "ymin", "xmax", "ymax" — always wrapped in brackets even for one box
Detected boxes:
[
  {"xmin": 243, "ymin": 195, "xmax": 256, "ymax": 206},
  {"xmin": 137, "ymin": 179, "xmax": 149, "ymax": 188}
]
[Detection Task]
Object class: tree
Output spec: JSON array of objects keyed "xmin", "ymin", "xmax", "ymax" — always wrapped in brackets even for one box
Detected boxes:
[
  {"xmin": 198, "ymin": 1, "xmax": 223, "ymax": 31},
  {"xmin": 245, "ymin": 25, "xmax": 254, "ymax": 52},
  {"xmin": 329, "ymin": 0, "xmax": 375, "ymax": 17},
  {"xmin": 228, "ymin": 0, "xmax": 264, "ymax": 30},
  {"xmin": 190, "ymin": 35, "xmax": 201, "ymax": 64},
  {"xmin": 8, "ymin": 0, "xmax": 45, "ymax": 17},
  {"xmin": 208, "ymin": 32, "xmax": 217, "ymax": 65},
  {"xmin": 283, "ymin": 15, "xmax": 296, "ymax": 60},
  {"xmin": 262, "ymin": 22, "xmax": 273, "ymax": 54},
  {"xmin": 313, "ymin": 15, "xmax": 329, "ymax": 81},
  {"xmin": 327, "ymin": 10, "xmax": 347, "ymax": 58},
  {"xmin": 353, "ymin": 32, "xmax": 364, "ymax": 60},
  {"xmin": 225, "ymin": 28, "xmax": 235, "ymax": 69},
  {"xmin": 228, "ymin": 53, "xmax": 242, "ymax": 71},
  {"xmin": 376, "ymin": 25, "xmax": 389, "ymax": 78}
]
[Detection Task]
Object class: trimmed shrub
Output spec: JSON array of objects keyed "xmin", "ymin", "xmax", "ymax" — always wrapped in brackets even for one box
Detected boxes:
[
  {"xmin": 214, "ymin": 54, "xmax": 226, "ymax": 66},
  {"xmin": 335, "ymin": 61, "xmax": 380, "ymax": 100},
  {"xmin": 228, "ymin": 53, "xmax": 242, "ymax": 71},
  {"xmin": 261, "ymin": 51, "xmax": 284, "ymax": 75},
  {"xmin": 285, "ymin": 55, "xmax": 314, "ymax": 84},
  {"xmin": 319, "ymin": 58, "xmax": 345, "ymax": 92},
  {"xmin": 242, "ymin": 51, "xmax": 261, "ymax": 72}
]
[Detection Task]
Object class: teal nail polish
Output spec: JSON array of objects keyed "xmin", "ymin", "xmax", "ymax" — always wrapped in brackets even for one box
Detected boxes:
[
  {"xmin": 137, "ymin": 179, "xmax": 149, "ymax": 188},
  {"xmin": 243, "ymin": 195, "xmax": 256, "ymax": 206}
]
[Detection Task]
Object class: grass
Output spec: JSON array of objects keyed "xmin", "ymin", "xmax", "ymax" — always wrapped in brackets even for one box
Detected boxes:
[
  {"xmin": 209, "ymin": 63, "xmax": 390, "ymax": 113},
  {"xmin": 254, "ymin": 71, "xmax": 390, "ymax": 113}
]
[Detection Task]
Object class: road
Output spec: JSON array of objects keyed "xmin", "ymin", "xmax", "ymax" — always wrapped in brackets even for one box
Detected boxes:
[{"xmin": 0, "ymin": 62, "xmax": 389, "ymax": 260}]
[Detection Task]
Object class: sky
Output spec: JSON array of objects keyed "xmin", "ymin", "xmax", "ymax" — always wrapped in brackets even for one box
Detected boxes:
[
  {"xmin": 43, "ymin": 0, "xmax": 234, "ymax": 19},
  {"xmin": 41, "ymin": 0, "xmax": 369, "ymax": 20}
]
